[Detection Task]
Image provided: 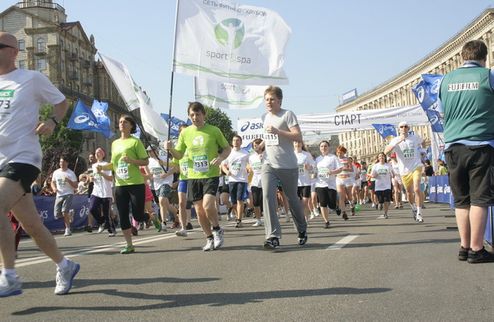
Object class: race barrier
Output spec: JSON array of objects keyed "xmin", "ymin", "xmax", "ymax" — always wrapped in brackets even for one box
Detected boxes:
[
  {"xmin": 34, "ymin": 195, "xmax": 90, "ymax": 233},
  {"xmin": 428, "ymin": 175, "xmax": 493, "ymax": 246}
]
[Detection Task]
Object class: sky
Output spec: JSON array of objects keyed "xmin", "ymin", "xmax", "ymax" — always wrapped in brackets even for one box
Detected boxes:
[{"xmin": 2, "ymin": 0, "xmax": 493, "ymax": 127}]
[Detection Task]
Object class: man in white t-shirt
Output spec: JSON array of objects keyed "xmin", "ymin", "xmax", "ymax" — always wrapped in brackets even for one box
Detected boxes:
[
  {"xmin": 384, "ymin": 121, "xmax": 425, "ymax": 223},
  {"xmin": 221, "ymin": 135, "xmax": 249, "ymax": 228},
  {"xmin": 0, "ymin": 32, "xmax": 79, "ymax": 297},
  {"xmin": 51, "ymin": 157, "xmax": 78, "ymax": 236},
  {"xmin": 261, "ymin": 86, "xmax": 307, "ymax": 249}
]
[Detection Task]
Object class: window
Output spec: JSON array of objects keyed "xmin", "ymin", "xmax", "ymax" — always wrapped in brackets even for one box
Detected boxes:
[
  {"xmin": 18, "ymin": 60, "xmax": 26, "ymax": 69},
  {"xmin": 36, "ymin": 58, "xmax": 46, "ymax": 71},
  {"xmin": 37, "ymin": 38, "xmax": 46, "ymax": 52},
  {"xmin": 18, "ymin": 39, "xmax": 25, "ymax": 51}
]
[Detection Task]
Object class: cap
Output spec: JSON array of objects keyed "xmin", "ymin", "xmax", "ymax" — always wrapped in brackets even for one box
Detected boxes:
[{"xmin": 398, "ymin": 121, "xmax": 409, "ymax": 127}]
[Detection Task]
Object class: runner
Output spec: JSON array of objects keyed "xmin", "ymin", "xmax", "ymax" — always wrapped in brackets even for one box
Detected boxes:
[
  {"xmin": 222, "ymin": 135, "xmax": 249, "ymax": 228},
  {"xmin": 247, "ymin": 138, "xmax": 264, "ymax": 227},
  {"xmin": 166, "ymin": 102, "xmax": 231, "ymax": 251},
  {"xmin": 389, "ymin": 153, "xmax": 403, "ymax": 209},
  {"xmin": 335, "ymin": 145, "xmax": 355, "ymax": 220},
  {"xmin": 294, "ymin": 140, "xmax": 315, "ymax": 222},
  {"xmin": 385, "ymin": 121, "xmax": 425, "ymax": 223},
  {"xmin": 51, "ymin": 156, "xmax": 78, "ymax": 236},
  {"xmin": 0, "ymin": 31, "xmax": 79, "ymax": 297},
  {"xmin": 261, "ymin": 86, "xmax": 308, "ymax": 249},
  {"xmin": 371, "ymin": 152, "xmax": 395, "ymax": 219},
  {"xmin": 314, "ymin": 140, "xmax": 343, "ymax": 228},
  {"xmin": 97, "ymin": 114, "xmax": 150, "ymax": 254}
]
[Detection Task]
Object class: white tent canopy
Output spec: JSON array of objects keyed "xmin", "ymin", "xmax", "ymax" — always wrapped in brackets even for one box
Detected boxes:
[{"xmin": 297, "ymin": 104, "xmax": 429, "ymax": 135}]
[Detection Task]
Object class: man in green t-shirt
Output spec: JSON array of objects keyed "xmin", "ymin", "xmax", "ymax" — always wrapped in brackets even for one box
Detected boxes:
[{"xmin": 166, "ymin": 102, "xmax": 231, "ymax": 251}]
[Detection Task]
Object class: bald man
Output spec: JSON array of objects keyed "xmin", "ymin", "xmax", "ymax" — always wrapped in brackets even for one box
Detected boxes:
[{"xmin": 0, "ymin": 32, "xmax": 80, "ymax": 297}]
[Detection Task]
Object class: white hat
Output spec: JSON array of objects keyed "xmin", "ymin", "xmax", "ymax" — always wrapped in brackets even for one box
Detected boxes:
[{"xmin": 398, "ymin": 121, "xmax": 409, "ymax": 127}]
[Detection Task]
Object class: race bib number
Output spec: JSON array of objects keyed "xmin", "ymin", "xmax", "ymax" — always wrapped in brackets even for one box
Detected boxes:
[
  {"xmin": 263, "ymin": 133, "xmax": 279, "ymax": 146},
  {"xmin": 230, "ymin": 161, "xmax": 241, "ymax": 176},
  {"xmin": 116, "ymin": 161, "xmax": 129, "ymax": 180},
  {"xmin": 403, "ymin": 148, "xmax": 415, "ymax": 159},
  {"xmin": 193, "ymin": 155, "xmax": 209, "ymax": 173},
  {"xmin": 298, "ymin": 164, "xmax": 305, "ymax": 175},
  {"xmin": 151, "ymin": 167, "xmax": 164, "ymax": 178},
  {"xmin": 317, "ymin": 167, "xmax": 329, "ymax": 179}
]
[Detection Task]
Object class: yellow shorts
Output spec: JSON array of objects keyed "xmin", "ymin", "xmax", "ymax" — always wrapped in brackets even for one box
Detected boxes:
[{"xmin": 401, "ymin": 166, "xmax": 423, "ymax": 189}]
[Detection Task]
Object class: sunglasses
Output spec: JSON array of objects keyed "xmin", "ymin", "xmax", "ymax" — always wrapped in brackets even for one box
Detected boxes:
[
  {"xmin": 399, "ymin": 125, "xmax": 408, "ymax": 128},
  {"xmin": 0, "ymin": 43, "xmax": 14, "ymax": 49}
]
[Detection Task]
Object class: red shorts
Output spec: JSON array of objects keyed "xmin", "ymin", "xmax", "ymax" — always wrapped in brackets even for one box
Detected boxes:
[{"xmin": 145, "ymin": 184, "xmax": 154, "ymax": 202}]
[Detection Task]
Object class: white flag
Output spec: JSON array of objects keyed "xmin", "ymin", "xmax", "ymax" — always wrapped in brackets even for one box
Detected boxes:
[
  {"xmin": 194, "ymin": 77, "xmax": 265, "ymax": 109},
  {"xmin": 173, "ymin": 0, "xmax": 291, "ymax": 85},
  {"xmin": 99, "ymin": 53, "xmax": 169, "ymax": 141}
]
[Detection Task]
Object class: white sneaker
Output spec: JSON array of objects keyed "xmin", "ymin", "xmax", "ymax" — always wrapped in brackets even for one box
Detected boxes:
[
  {"xmin": 0, "ymin": 274, "xmax": 22, "ymax": 297},
  {"xmin": 202, "ymin": 238, "xmax": 214, "ymax": 251},
  {"xmin": 212, "ymin": 227, "xmax": 224, "ymax": 249},
  {"xmin": 285, "ymin": 214, "xmax": 291, "ymax": 223},
  {"xmin": 54, "ymin": 260, "xmax": 80, "ymax": 295},
  {"xmin": 309, "ymin": 213, "xmax": 316, "ymax": 220},
  {"xmin": 416, "ymin": 213, "xmax": 424, "ymax": 223},
  {"xmin": 97, "ymin": 225, "xmax": 105, "ymax": 234},
  {"xmin": 252, "ymin": 219, "xmax": 263, "ymax": 227},
  {"xmin": 175, "ymin": 229, "xmax": 188, "ymax": 237},
  {"xmin": 64, "ymin": 228, "xmax": 72, "ymax": 236}
]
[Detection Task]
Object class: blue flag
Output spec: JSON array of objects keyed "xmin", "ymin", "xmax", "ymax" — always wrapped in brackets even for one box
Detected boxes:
[
  {"xmin": 67, "ymin": 100, "xmax": 112, "ymax": 138},
  {"xmin": 132, "ymin": 125, "xmax": 141, "ymax": 139},
  {"xmin": 160, "ymin": 113, "xmax": 192, "ymax": 138},
  {"xmin": 372, "ymin": 123, "xmax": 397, "ymax": 140},
  {"xmin": 91, "ymin": 100, "xmax": 113, "ymax": 138},
  {"xmin": 412, "ymin": 74, "xmax": 444, "ymax": 132}
]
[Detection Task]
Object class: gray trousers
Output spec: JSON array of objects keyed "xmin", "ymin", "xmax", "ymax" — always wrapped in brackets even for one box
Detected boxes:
[{"xmin": 261, "ymin": 164, "xmax": 307, "ymax": 239}]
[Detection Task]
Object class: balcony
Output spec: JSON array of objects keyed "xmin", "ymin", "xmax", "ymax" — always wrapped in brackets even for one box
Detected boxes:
[
  {"xmin": 82, "ymin": 60, "xmax": 91, "ymax": 68},
  {"xmin": 68, "ymin": 71, "xmax": 78, "ymax": 80},
  {"xmin": 16, "ymin": 1, "xmax": 65, "ymax": 13},
  {"xmin": 68, "ymin": 52, "xmax": 77, "ymax": 61},
  {"xmin": 83, "ymin": 79, "xmax": 92, "ymax": 86},
  {"xmin": 34, "ymin": 47, "xmax": 47, "ymax": 56}
]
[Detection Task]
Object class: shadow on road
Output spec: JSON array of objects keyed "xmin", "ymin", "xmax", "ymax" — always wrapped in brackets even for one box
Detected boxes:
[{"xmin": 12, "ymin": 286, "xmax": 392, "ymax": 315}]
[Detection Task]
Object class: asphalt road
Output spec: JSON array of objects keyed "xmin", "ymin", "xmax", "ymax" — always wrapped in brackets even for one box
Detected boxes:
[{"xmin": 2, "ymin": 202, "xmax": 494, "ymax": 321}]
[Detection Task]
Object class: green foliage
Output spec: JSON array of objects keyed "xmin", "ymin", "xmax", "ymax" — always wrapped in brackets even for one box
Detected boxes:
[
  {"xmin": 204, "ymin": 106, "xmax": 235, "ymax": 142},
  {"xmin": 39, "ymin": 101, "xmax": 85, "ymax": 176}
]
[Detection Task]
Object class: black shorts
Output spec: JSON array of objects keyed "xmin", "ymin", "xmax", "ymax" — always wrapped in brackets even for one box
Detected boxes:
[
  {"xmin": 220, "ymin": 183, "xmax": 230, "ymax": 194},
  {"xmin": 361, "ymin": 181, "xmax": 368, "ymax": 189},
  {"xmin": 229, "ymin": 182, "xmax": 247, "ymax": 204},
  {"xmin": 315, "ymin": 187, "xmax": 337, "ymax": 209},
  {"xmin": 297, "ymin": 186, "xmax": 311, "ymax": 199},
  {"xmin": 375, "ymin": 189, "xmax": 392, "ymax": 203},
  {"xmin": 445, "ymin": 144, "xmax": 494, "ymax": 208},
  {"xmin": 0, "ymin": 163, "xmax": 40, "ymax": 193},
  {"xmin": 251, "ymin": 186, "xmax": 263, "ymax": 207},
  {"xmin": 188, "ymin": 177, "xmax": 220, "ymax": 202}
]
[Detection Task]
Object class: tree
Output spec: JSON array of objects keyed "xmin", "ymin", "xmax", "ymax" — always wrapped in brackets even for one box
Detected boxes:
[
  {"xmin": 39, "ymin": 101, "xmax": 86, "ymax": 178},
  {"xmin": 204, "ymin": 106, "xmax": 235, "ymax": 142}
]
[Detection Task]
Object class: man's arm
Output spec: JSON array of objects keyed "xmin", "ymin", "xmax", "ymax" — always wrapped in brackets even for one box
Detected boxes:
[
  {"xmin": 35, "ymin": 100, "xmax": 69, "ymax": 136},
  {"xmin": 211, "ymin": 146, "xmax": 231, "ymax": 167},
  {"xmin": 265, "ymin": 124, "xmax": 302, "ymax": 143},
  {"xmin": 165, "ymin": 140, "xmax": 184, "ymax": 160}
]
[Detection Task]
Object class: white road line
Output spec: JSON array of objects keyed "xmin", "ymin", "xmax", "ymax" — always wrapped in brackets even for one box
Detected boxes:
[
  {"xmin": 15, "ymin": 232, "xmax": 195, "ymax": 268},
  {"xmin": 326, "ymin": 235, "xmax": 359, "ymax": 250}
]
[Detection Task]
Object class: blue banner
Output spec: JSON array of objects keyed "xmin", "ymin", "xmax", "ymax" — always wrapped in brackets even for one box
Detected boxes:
[
  {"xmin": 412, "ymin": 74, "xmax": 444, "ymax": 133},
  {"xmin": 160, "ymin": 113, "xmax": 191, "ymax": 138},
  {"xmin": 372, "ymin": 123, "xmax": 397, "ymax": 140},
  {"xmin": 34, "ymin": 195, "xmax": 90, "ymax": 232},
  {"xmin": 68, "ymin": 100, "xmax": 112, "ymax": 138},
  {"xmin": 428, "ymin": 175, "xmax": 451, "ymax": 204},
  {"xmin": 91, "ymin": 100, "xmax": 114, "ymax": 138}
]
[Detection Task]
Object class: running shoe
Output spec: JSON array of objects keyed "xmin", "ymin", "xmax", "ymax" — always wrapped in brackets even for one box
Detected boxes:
[
  {"xmin": 458, "ymin": 246, "xmax": 470, "ymax": 261},
  {"xmin": 252, "ymin": 219, "xmax": 263, "ymax": 227},
  {"xmin": 298, "ymin": 231, "xmax": 308, "ymax": 246},
  {"xmin": 324, "ymin": 221, "xmax": 331, "ymax": 229},
  {"xmin": 175, "ymin": 229, "xmax": 188, "ymax": 237},
  {"xmin": 186, "ymin": 222, "xmax": 194, "ymax": 230},
  {"xmin": 342, "ymin": 212, "xmax": 349, "ymax": 221},
  {"xmin": 64, "ymin": 228, "xmax": 72, "ymax": 236},
  {"xmin": 263, "ymin": 237, "xmax": 280, "ymax": 249},
  {"xmin": 97, "ymin": 225, "xmax": 105, "ymax": 234},
  {"xmin": 336, "ymin": 208, "xmax": 341, "ymax": 216},
  {"xmin": 54, "ymin": 260, "xmax": 80, "ymax": 295},
  {"xmin": 412, "ymin": 209, "xmax": 417, "ymax": 221},
  {"xmin": 235, "ymin": 220, "xmax": 242, "ymax": 228},
  {"xmin": 212, "ymin": 227, "xmax": 224, "ymax": 249},
  {"xmin": 108, "ymin": 231, "xmax": 116, "ymax": 237},
  {"xmin": 203, "ymin": 238, "xmax": 214, "ymax": 251},
  {"xmin": 152, "ymin": 216, "xmax": 161, "ymax": 232},
  {"xmin": 138, "ymin": 222, "xmax": 145, "ymax": 231},
  {"xmin": 120, "ymin": 245, "xmax": 135, "ymax": 254},
  {"xmin": 0, "ymin": 274, "xmax": 22, "ymax": 298},
  {"xmin": 171, "ymin": 221, "xmax": 180, "ymax": 229},
  {"xmin": 467, "ymin": 247, "xmax": 494, "ymax": 264},
  {"xmin": 309, "ymin": 213, "xmax": 316, "ymax": 220},
  {"xmin": 84, "ymin": 225, "xmax": 93, "ymax": 233},
  {"xmin": 384, "ymin": 213, "xmax": 388, "ymax": 219},
  {"xmin": 415, "ymin": 213, "xmax": 424, "ymax": 223},
  {"xmin": 351, "ymin": 206, "xmax": 355, "ymax": 216}
]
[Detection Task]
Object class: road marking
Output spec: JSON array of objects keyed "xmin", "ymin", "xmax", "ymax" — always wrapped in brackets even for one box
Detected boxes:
[
  {"xmin": 326, "ymin": 235, "xmax": 359, "ymax": 250},
  {"xmin": 15, "ymin": 232, "xmax": 195, "ymax": 268}
]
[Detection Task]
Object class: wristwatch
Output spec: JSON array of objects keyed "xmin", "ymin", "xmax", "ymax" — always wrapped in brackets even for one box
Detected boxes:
[{"xmin": 50, "ymin": 116, "xmax": 59, "ymax": 126}]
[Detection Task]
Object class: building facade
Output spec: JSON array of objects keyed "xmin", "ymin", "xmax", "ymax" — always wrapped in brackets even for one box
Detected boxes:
[
  {"xmin": 336, "ymin": 9, "xmax": 494, "ymax": 163},
  {"xmin": 0, "ymin": 0, "xmax": 130, "ymax": 161}
]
